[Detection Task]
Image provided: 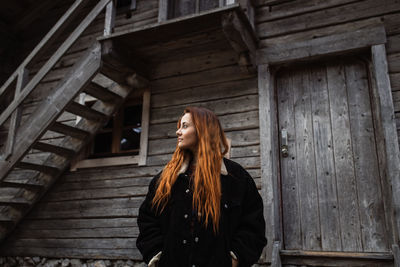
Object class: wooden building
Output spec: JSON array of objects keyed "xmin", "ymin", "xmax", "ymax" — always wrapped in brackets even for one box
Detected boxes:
[{"xmin": 0, "ymin": 0, "xmax": 400, "ymax": 266}]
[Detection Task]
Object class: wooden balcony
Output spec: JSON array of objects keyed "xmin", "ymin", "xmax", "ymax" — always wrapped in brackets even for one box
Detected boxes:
[{"xmin": 98, "ymin": 3, "xmax": 258, "ymax": 83}]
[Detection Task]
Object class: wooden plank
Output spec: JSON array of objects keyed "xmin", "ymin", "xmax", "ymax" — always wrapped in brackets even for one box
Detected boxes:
[
  {"xmin": 32, "ymin": 142, "xmax": 76, "ymax": 158},
  {"xmin": 151, "ymin": 78, "xmax": 257, "ymax": 108},
  {"xmin": 257, "ymin": 25, "xmax": 386, "ymax": 65},
  {"xmin": 104, "ymin": 0, "xmax": 116, "ymax": 36},
  {"xmin": 346, "ymin": 61, "xmax": 388, "ymax": 252},
  {"xmin": 148, "ymin": 128, "xmax": 260, "ymax": 155},
  {"xmin": 151, "ymin": 94, "xmax": 259, "ymax": 124},
  {"xmin": 82, "ymin": 82, "xmax": 122, "ymax": 103},
  {"xmin": 44, "ymin": 186, "xmax": 148, "ymax": 202},
  {"xmin": 257, "ymin": 64, "xmax": 278, "ymax": 261},
  {"xmin": 294, "ymin": 68, "xmax": 321, "ymax": 250},
  {"xmin": 256, "ymin": 0, "xmax": 359, "ymax": 22},
  {"xmin": 393, "ymin": 244, "xmax": 400, "ymax": 267},
  {"xmin": 53, "ymin": 177, "xmax": 153, "ymax": 192},
  {"xmin": 277, "ymin": 70, "xmax": 301, "ymax": 249},
  {"xmin": 72, "ymin": 155, "xmax": 139, "ymax": 170},
  {"xmin": 65, "ymin": 102, "xmax": 108, "ymax": 122},
  {"xmin": 15, "ymin": 162, "xmax": 59, "ymax": 176},
  {"xmin": 49, "ymin": 122, "xmax": 90, "ymax": 139},
  {"xmin": 4, "ymin": 68, "xmax": 29, "ymax": 159},
  {"xmin": 257, "ymin": 0, "xmax": 400, "ymax": 39},
  {"xmin": 149, "ymin": 110, "xmax": 259, "ymax": 139},
  {"xmin": 150, "ymin": 64, "xmax": 255, "ymax": 93},
  {"xmin": 326, "ymin": 62, "xmax": 362, "ymax": 251},
  {"xmin": 19, "ymin": 218, "xmax": 138, "ymax": 230},
  {"xmin": 158, "ymin": 0, "xmax": 168, "ymax": 22},
  {"xmin": 150, "ymin": 48, "xmax": 237, "ymax": 80},
  {"xmin": 271, "ymin": 241, "xmax": 282, "ymax": 267},
  {"xmin": 27, "ymin": 197, "xmax": 143, "ymax": 219},
  {"xmin": 310, "ymin": 65, "xmax": 341, "ymax": 250},
  {"xmin": 4, "ymin": 238, "xmax": 137, "ymax": 249},
  {"xmin": 138, "ymin": 88, "xmax": 150, "ymax": 166},
  {"xmin": 0, "ymin": 246, "xmax": 142, "ymax": 260},
  {"xmin": 371, "ymin": 45, "xmax": 400, "ymax": 244},
  {"xmin": 0, "ymin": 0, "xmax": 110, "ymax": 127},
  {"xmin": 12, "ymin": 227, "xmax": 139, "ymax": 239}
]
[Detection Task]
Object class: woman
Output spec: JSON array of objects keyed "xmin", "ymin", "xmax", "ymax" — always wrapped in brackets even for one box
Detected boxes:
[{"xmin": 137, "ymin": 107, "xmax": 267, "ymax": 267}]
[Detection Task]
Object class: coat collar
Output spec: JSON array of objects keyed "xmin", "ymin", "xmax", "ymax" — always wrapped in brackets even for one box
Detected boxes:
[{"xmin": 177, "ymin": 156, "xmax": 228, "ymax": 176}]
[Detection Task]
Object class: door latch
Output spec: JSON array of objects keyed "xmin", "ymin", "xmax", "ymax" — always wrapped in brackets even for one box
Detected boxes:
[{"xmin": 281, "ymin": 129, "xmax": 288, "ymax": 158}]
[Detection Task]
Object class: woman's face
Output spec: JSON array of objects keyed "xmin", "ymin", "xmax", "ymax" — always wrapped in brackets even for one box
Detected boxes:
[{"xmin": 176, "ymin": 113, "xmax": 198, "ymax": 152}]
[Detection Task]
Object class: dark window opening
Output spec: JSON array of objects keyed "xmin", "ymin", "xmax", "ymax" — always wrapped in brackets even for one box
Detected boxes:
[
  {"xmin": 168, "ymin": 0, "xmax": 221, "ymax": 19},
  {"xmin": 88, "ymin": 101, "xmax": 142, "ymax": 159}
]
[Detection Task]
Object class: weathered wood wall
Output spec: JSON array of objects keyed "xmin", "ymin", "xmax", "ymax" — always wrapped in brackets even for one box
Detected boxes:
[{"xmin": 0, "ymin": 0, "xmax": 399, "ymax": 263}]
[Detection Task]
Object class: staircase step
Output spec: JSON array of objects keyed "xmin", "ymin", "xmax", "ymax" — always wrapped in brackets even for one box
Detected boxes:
[
  {"xmin": 0, "ymin": 214, "xmax": 14, "ymax": 223},
  {"xmin": 49, "ymin": 122, "xmax": 90, "ymax": 139},
  {"xmin": 1, "ymin": 181, "xmax": 45, "ymax": 190},
  {"xmin": 16, "ymin": 162, "xmax": 60, "ymax": 176},
  {"xmin": 83, "ymin": 82, "xmax": 123, "ymax": 103},
  {"xmin": 33, "ymin": 142, "xmax": 76, "ymax": 158},
  {"xmin": 65, "ymin": 102, "xmax": 108, "ymax": 122},
  {"xmin": 0, "ymin": 198, "xmax": 31, "ymax": 208}
]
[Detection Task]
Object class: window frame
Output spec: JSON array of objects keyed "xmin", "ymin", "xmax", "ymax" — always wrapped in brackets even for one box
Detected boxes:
[{"xmin": 71, "ymin": 87, "xmax": 150, "ymax": 170}]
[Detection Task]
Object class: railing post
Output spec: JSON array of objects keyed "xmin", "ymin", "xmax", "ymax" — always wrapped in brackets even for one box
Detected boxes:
[
  {"xmin": 104, "ymin": 0, "xmax": 116, "ymax": 36},
  {"xmin": 3, "ymin": 68, "xmax": 29, "ymax": 159}
]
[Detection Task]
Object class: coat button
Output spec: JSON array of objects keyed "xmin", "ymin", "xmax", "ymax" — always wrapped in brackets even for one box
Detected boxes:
[
  {"xmin": 198, "ymin": 212, "xmax": 201, "ymax": 216},
  {"xmin": 184, "ymin": 214, "xmax": 188, "ymax": 219},
  {"xmin": 224, "ymin": 203, "xmax": 228, "ymax": 209},
  {"xmin": 194, "ymin": 237, "xmax": 199, "ymax": 243},
  {"xmin": 185, "ymin": 188, "xmax": 190, "ymax": 193},
  {"xmin": 183, "ymin": 239, "xmax": 187, "ymax": 244}
]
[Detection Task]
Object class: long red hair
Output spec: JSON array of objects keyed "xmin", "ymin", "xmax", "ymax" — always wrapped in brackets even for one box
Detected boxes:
[{"xmin": 152, "ymin": 107, "xmax": 229, "ymax": 232}]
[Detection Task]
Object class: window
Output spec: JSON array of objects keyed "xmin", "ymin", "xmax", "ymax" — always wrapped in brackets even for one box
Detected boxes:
[
  {"xmin": 159, "ymin": 0, "xmax": 237, "ymax": 21},
  {"xmin": 90, "ymin": 99, "xmax": 142, "ymax": 158},
  {"xmin": 71, "ymin": 88, "xmax": 150, "ymax": 170}
]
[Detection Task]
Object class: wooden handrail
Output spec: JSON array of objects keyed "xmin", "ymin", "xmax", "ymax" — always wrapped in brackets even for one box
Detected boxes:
[{"xmin": 0, "ymin": 0, "xmax": 112, "ymax": 127}]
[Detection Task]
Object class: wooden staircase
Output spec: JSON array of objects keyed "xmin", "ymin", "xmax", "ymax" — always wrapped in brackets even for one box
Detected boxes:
[{"xmin": 0, "ymin": 0, "xmax": 147, "ymax": 242}]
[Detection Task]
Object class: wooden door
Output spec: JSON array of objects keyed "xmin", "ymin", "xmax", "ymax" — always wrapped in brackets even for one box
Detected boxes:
[{"xmin": 277, "ymin": 59, "xmax": 390, "ymax": 252}]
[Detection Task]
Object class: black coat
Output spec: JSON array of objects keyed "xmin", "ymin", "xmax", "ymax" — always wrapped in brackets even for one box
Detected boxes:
[{"xmin": 136, "ymin": 158, "xmax": 267, "ymax": 267}]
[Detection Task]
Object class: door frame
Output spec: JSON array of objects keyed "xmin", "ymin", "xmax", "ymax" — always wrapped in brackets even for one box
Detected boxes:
[{"xmin": 257, "ymin": 23, "xmax": 400, "ymax": 263}]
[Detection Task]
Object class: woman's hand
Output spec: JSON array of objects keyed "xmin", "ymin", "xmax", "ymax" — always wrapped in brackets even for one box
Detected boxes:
[{"xmin": 232, "ymin": 258, "xmax": 239, "ymax": 267}]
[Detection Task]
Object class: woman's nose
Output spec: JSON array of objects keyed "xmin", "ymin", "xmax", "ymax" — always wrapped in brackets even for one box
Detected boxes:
[{"xmin": 176, "ymin": 129, "xmax": 181, "ymax": 136}]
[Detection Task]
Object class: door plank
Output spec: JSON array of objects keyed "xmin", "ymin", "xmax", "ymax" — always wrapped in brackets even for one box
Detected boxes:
[
  {"xmin": 326, "ymin": 62, "xmax": 363, "ymax": 251},
  {"xmin": 309, "ymin": 65, "xmax": 341, "ymax": 251},
  {"xmin": 345, "ymin": 62, "xmax": 388, "ymax": 252},
  {"xmin": 277, "ymin": 71, "xmax": 301, "ymax": 249},
  {"xmin": 293, "ymin": 69, "xmax": 321, "ymax": 250}
]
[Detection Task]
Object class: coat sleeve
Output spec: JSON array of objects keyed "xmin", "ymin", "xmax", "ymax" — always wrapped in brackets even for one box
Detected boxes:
[
  {"xmin": 136, "ymin": 173, "xmax": 164, "ymax": 264},
  {"xmin": 231, "ymin": 169, "xmax": 268, "ymax": 267}
]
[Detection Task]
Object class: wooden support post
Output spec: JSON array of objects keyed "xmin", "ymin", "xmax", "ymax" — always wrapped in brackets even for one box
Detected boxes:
[
  {"xmin": 221, "ymin": 10, "xmax": 258, "ymax": 73},
  {"xmin": 138, "ymin": 88, "xmax": 150, "ymax": 166},
  {"xmin": 158, "ymin": 0, "xmax": 168, "ymax": 22},
  {"xmin": 104, "ymin": 0, "xmax": 116, "ymax": 36},
  {"xmin": 393, "ymin": 244, "xmax": 400, "ymax": 267},
  {"xmin": 271, "ymin": 241, "xmax": 282, "ymax": 267},
  {"xmin": 371, "ymin": 44, "xmax": 400, "ymax": 244},
  {"xmin": 258, "ymin": 64, "xmax": 281, "ymax": 262},
  {"xmin": 246, "ymin": 0, "xmax": 255, "ymax": 30},
  {"xmin": 4, "ymin": 68, "xmax": 29, "ymax": 159}
]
